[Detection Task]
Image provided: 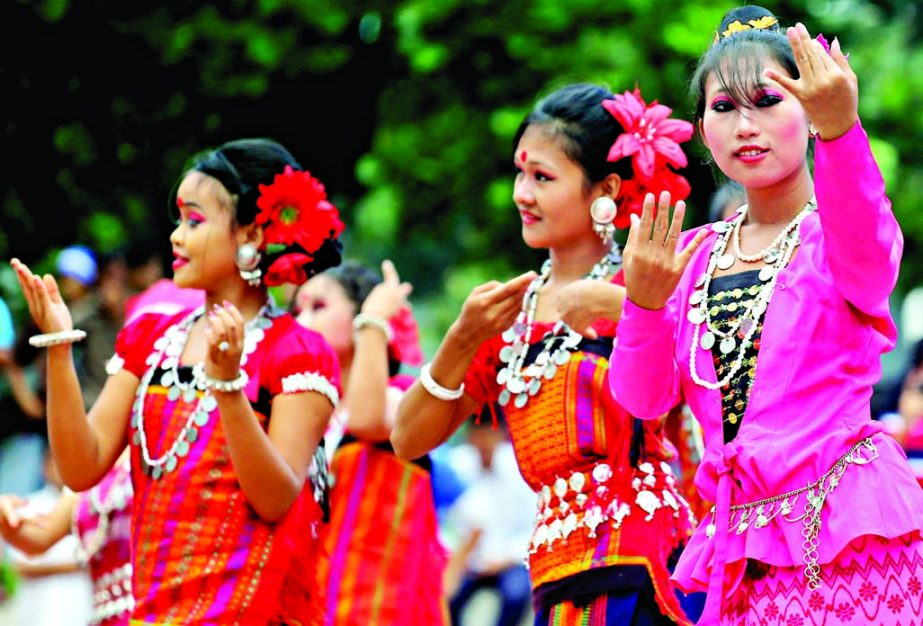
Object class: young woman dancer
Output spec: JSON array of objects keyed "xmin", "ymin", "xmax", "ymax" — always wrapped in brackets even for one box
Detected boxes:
[
  {"xmin": 393, "ymin": 83, "xmax": 698, "ymax": 625},
  {"xmin": 11, "ymin": 138, "xmax": 344, "ymax": 625},
  {"xmin": 294, "ymin": 260, "xmax": 447, "ymax": 625},
  {"xmin": 0, "ymin": 452, "xmax": 132, "ymax": 625},
  {"xmin": 607, "ymin": 7, "xmax": 923, "ymax": 624}
]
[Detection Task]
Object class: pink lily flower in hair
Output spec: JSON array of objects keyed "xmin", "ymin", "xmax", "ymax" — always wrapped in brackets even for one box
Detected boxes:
[{"xmin": 602, "ymin": 89, "xmax": 694, "ymax": 181}]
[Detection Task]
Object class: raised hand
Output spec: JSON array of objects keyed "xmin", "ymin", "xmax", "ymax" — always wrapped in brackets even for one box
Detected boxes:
[
  {"xmin": 452, "ymin": 271, "xmax": 536, "ymax": 347},
  {"xmin": 622, "ymin": 192, "xmax": 708, "ymax": 311},
  {"xmin": 557, "ymin": 279, "xmax": 626, "ymax": 339},
  {"xmin": 361, "ymin": 260, "xmax": 413, "ymax": 321},
  {"xmin": 204, "ymin": 302, "xmax": 246, "ymax": 381},
  {"xmin": 10, "ymin": 258, "xmax": 74, "ymax": 334},
  {"xmin": 765, "ymin": 23, "xmax": 859, "ymax": 141}
]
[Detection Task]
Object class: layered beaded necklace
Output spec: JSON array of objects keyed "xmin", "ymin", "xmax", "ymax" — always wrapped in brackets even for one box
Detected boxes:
[
  {"xmin": 496, "ymin": 246, "xmax": 622, "ymax": 408},
  {"xmin": 130, "ymin": 303, "xmax": 281, "ymax": 479},
  {"xmin": 687, "ymin": 199, "xmax": 816, "ymax": 390}
]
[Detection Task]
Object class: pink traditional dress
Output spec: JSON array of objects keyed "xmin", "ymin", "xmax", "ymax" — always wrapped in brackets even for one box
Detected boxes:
[
  {"xmin": 610, "ymin": 121, "xmax": 923, "ymax": 625},
  {"xmin": 73, "ymin": 458, "xmax": 133, "ymax": 626},
  {"xmin": 108, "ymin": 304, "xmax": 339, "ymax": 626}
]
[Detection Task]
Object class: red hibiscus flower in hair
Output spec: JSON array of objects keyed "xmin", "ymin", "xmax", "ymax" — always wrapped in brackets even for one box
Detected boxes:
[
  {"xmin": 615, "ymin": 163, "xmax": 691, "ymax": 229},
  {"xmin": 255, "ymin": 166, "xmax": 345, "ymax": 254},
  {"xmin": 264, "ymin": 252, "xmax": 313, "ymax": 287},
  {"xmin": 603, "ymin": 89, "xmax": 694, "ymax": 181}
]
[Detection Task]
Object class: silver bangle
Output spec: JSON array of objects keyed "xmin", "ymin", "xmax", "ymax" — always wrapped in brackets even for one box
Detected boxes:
[
  {"xmin": 28, "ymin": 329, "xmax": 87, "ymax": 348},
  {"xmin": 419, "ymin": 362, "xmax": 464, "ymax": 401},
  {"xmin": 200, "ymin": 368, "xmax": 249, "ymax": 393},
  {"xmin": 352, "ymin": 314, "xmax": 394, "ymax": 342}
]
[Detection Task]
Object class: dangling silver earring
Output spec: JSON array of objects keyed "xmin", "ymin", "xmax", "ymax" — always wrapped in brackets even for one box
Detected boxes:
[
  {"xmin": 590, "ymin": 196, "xmax": 617, "ymax": 245},
  {"xmin": 809, "ymin": 123, "xmax": 818, "ymax": 139},
  {"xmin": 235, "ymin": 244, "xmax": 262, "ymax": 287}
]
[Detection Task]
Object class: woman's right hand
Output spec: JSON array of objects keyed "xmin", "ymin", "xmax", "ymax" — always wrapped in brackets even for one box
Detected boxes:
[
  {"xmin": 361, "ymin": 260, "xmax": 413, "ymax": 321},
  {"xmin": 622, "ymin": 192, "xmax": 708, "ymax": 311},
  {"xmin": 11, "ymin": 258, "xmax": 74, "ymax": 333},
  {"xmin": 450, "ymin": 271, "xmax": 536, "ymax": 347}
]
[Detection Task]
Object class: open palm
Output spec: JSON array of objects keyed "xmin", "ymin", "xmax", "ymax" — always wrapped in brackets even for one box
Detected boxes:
[{"xmin": 11, "ymin": 258, "xmax": 74, "ymax": 333}]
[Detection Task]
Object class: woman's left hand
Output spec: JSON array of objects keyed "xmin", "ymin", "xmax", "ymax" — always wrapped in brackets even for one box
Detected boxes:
[
  {"xmin": 765, "ymin": 23, "xmax": 858, "ymax": 141},
  {"xmin": 204, "ymin": 302, "xmax": 245, "ymax": 381}
]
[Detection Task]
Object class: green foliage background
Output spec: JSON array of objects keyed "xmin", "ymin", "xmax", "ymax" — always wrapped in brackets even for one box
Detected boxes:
[{"xmin": 3, "ymin": 0, "xmax": 922, "ymax": 358}]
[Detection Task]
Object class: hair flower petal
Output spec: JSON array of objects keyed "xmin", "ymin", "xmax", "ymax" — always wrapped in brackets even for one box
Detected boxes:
[
  {"xmin": 264, "ymin": 252, "xmax": 313, "ymax": 287},
  {"xmin": 603, "ymin": 90, "xmax": 693, "ymax": 181}
]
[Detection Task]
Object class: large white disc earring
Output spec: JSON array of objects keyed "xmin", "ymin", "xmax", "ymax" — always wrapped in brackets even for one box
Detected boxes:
[
  {"xmin": 235, "ymin": 244, "xmax": 263, "ymax": 287},
  {"xmin": 590, "ymin": 196, "xmax": 617, "ymax": 245}
]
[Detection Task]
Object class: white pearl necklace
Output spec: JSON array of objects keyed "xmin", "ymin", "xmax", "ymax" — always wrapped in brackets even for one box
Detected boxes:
[
  {"xmin": 731, "ymin": 203, "xmax": 810, "ymax": 264},
  {"xmin": 496, "ymin": 246, "xmax": 621, "ymax": 408},
  {"xmin": 687, "ymin": 200, "xmax": 816, "ymax": 390},
  {"xmin": 131, "ymin": 303, "xmax": 280, "ymax": 479}
]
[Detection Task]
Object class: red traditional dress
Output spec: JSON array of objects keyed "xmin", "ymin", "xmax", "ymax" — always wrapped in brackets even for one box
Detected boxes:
[
  {"xmin": 109, "ymin": 305, "xmax": 339, "ymax": 626},
  {"xmin": 464, "ymin": 276, "xmax": 696, "ymax": 625},
  {"xmin": 315, "ymin": 376, "xmax": 447, "ymax": 626},
  {"xmin": 74, "ymin": 458, "xmax": 133, "ymax": 626}
]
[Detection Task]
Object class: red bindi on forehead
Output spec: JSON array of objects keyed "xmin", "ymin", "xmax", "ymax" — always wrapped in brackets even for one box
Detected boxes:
[
  {"xmin": 176, "ymin": 198, "xmax": 185, "ymax": 209},
  {"xmin": 520, "ymin": 150, "xmax": 528, "ymax": 162}
]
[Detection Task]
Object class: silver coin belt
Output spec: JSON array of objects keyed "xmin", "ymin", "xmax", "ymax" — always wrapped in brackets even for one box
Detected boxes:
[
  {"xmin": 529, "ymin": 460, "xmax": 694, "ymax": 554},
  {"xmin": 91, "ymin": 562, "xmax": 134, "ymax": 624},
  {"xmin": 703, "ymin": 437, "xmax": 878, "ymax": 590}
]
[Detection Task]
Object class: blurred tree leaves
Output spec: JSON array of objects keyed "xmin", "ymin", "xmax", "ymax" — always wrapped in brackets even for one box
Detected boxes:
[{"xmin": 3, "ymin": 0, "xmax": 922, "ymax": 346}]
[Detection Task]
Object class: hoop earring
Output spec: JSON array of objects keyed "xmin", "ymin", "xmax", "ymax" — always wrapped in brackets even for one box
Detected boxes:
[
  {"xmin": 235, "ymin": 244, "xmax": 263, "ymax": 287},
  {"xmin": 590, "ymin": 196, "xmax": 617, "ymax": 245}
]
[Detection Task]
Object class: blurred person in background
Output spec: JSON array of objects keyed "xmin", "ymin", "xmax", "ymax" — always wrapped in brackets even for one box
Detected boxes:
[
  {"xmin": 879, "ymin": 339, "xmax": 923, "ymax": 451},
  {"xmin": 0, "ymin": 295, "xmax": 46, "ymax": 498},
  {"xmin": 295, "ymin": 259, "xmax": 448, "ymax": 626},
  {"xmin": 0, "ymin": 445, "xmax": 93, "ymax": 626},
  {"xmin": 0, "ymin": 450, "xmax": 132, "ymax": 625},
  {"xmin": 706, "ymin": 180, "xmax": 747, "ymax": 223},
  {"xmin": 55, "ymin": 244, "xmax": 120, "ymax": 407},
  {"xmin": 446, "ymin": 417, "xmax": 534, "ymax": 626}
]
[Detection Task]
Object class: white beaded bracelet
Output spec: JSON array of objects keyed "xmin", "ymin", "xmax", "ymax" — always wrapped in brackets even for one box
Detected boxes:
[
  {"xmin": 29, "ymin": 329, "xmax": 87, "ymax": 348},
  {"xmin": 201, "ymin": 369, "xmax": 249, "ymax": 393},
  {"xmin": 352, "ymin": 314, "xmax": 394, "ymax": 342},
  {"xmin": 419, "ymin": 362, "xmax": 465, "ymax": 401}
]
